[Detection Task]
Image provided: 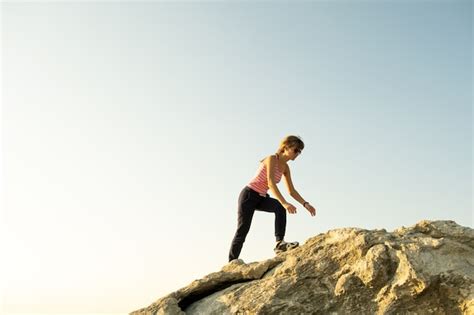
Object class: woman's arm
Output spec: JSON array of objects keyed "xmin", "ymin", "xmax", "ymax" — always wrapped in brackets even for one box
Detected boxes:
[
  {"xmin": 283, "ymin": 166, "xmax": 307, "ymax": 205},
  {"xmin": 284, "ymin": 165, "xmax": 316, "ymax": 216}
]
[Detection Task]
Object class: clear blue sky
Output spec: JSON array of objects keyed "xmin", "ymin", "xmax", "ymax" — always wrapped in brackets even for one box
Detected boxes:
[{"xmin": 2, "ymin": 1, "xmax": 472, "ymax": 314}]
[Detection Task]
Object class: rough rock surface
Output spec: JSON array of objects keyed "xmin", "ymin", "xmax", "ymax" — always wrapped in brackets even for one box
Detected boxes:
[{"xmin": 131, "ymin": 220, "xmax": 474, "ymax": 314}]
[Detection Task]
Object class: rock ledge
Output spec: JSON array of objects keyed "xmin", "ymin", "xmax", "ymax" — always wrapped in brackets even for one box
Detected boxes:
[{"xmin": 131, "ymin": 220, "xmax": 473, "ymax": 315}]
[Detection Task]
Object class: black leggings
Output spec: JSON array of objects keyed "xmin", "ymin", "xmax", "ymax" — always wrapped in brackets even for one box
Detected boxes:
[{"xmin": 228, "ymin": 186, "xmax": 287, "ymax": 261}]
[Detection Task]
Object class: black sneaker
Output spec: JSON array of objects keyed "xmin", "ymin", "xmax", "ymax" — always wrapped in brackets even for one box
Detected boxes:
[{"xmin": 274, "ymin": 240, "xmax": 299, "ymax": 254}]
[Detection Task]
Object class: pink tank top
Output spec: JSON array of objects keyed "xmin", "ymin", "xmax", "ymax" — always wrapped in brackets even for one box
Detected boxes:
[{"xmin": 247, "ymin": 154, "xmax": 284, "ymax": 196}]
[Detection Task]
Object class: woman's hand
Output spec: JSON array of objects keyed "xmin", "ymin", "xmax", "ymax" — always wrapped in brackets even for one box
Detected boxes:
[
  {"xmin": 305, "ymin": 203, "xmax": 316, "ymax": 216},
  {"xmin": 283, "ymin": 202, "xmax": 297, "ymax": 214}
]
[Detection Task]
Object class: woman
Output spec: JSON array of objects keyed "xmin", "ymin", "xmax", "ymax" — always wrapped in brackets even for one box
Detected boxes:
[{"xmin": 228, "ymin": 135, "xmax": 316, "ymax": 262}]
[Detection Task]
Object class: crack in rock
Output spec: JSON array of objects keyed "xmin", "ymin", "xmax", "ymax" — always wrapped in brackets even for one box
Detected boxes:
[{"xmin": 178, "ymin": 278, "xmax": 254, "ymax": 310}]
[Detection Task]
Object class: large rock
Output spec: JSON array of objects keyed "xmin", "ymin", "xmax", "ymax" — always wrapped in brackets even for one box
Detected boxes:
[{"xmin": 131, "ymin": 220, "xmax": 474, "ymax": 314}]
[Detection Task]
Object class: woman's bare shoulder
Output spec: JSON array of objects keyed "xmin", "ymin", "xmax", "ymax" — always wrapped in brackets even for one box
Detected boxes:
[{"xmin": 260, "ymin": 154, "xmax": 277, "ymax": 164}]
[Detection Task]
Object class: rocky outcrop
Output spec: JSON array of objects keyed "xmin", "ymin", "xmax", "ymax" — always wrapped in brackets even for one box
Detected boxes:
[{"xmin": 131, "ymin": 220, "xmax": 474, "ymax": 314}]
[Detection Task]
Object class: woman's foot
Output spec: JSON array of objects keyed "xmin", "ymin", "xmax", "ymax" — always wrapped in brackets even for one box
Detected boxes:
[{"xmin": 274, "ymin": 240, "xmax": 299, "ymax": 254}]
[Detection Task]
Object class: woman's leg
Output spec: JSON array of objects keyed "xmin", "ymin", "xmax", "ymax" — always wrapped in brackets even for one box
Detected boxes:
[
  {"xmin": 228, "ymin": 188, "xmax": 258, "ymax": 261},
  {"xmin": 255, "ymin": 197, "xmax": 287, "ymax": 242}
]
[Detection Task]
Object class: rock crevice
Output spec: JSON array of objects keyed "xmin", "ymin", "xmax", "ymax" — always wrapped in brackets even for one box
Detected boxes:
[{"xmin": 177, "ymin": 278, "xmax": 254, "ymax": 310}]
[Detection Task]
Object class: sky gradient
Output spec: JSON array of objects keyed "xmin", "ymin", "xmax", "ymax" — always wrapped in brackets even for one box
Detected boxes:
[{"xmin": 1, "ymin": 1, "xmax": 472, "ymax": 314}]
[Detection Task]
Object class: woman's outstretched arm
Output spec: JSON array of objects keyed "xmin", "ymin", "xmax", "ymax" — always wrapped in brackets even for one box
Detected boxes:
[{"xmin": 284, "ymin": 165, "xmax": 316, "ymax": 216}]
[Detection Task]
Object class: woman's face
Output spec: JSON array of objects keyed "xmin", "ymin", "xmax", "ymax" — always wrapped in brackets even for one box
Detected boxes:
[{"xmin": 286, "ymin": 146, "xmax": 302, "ymax": 160}]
